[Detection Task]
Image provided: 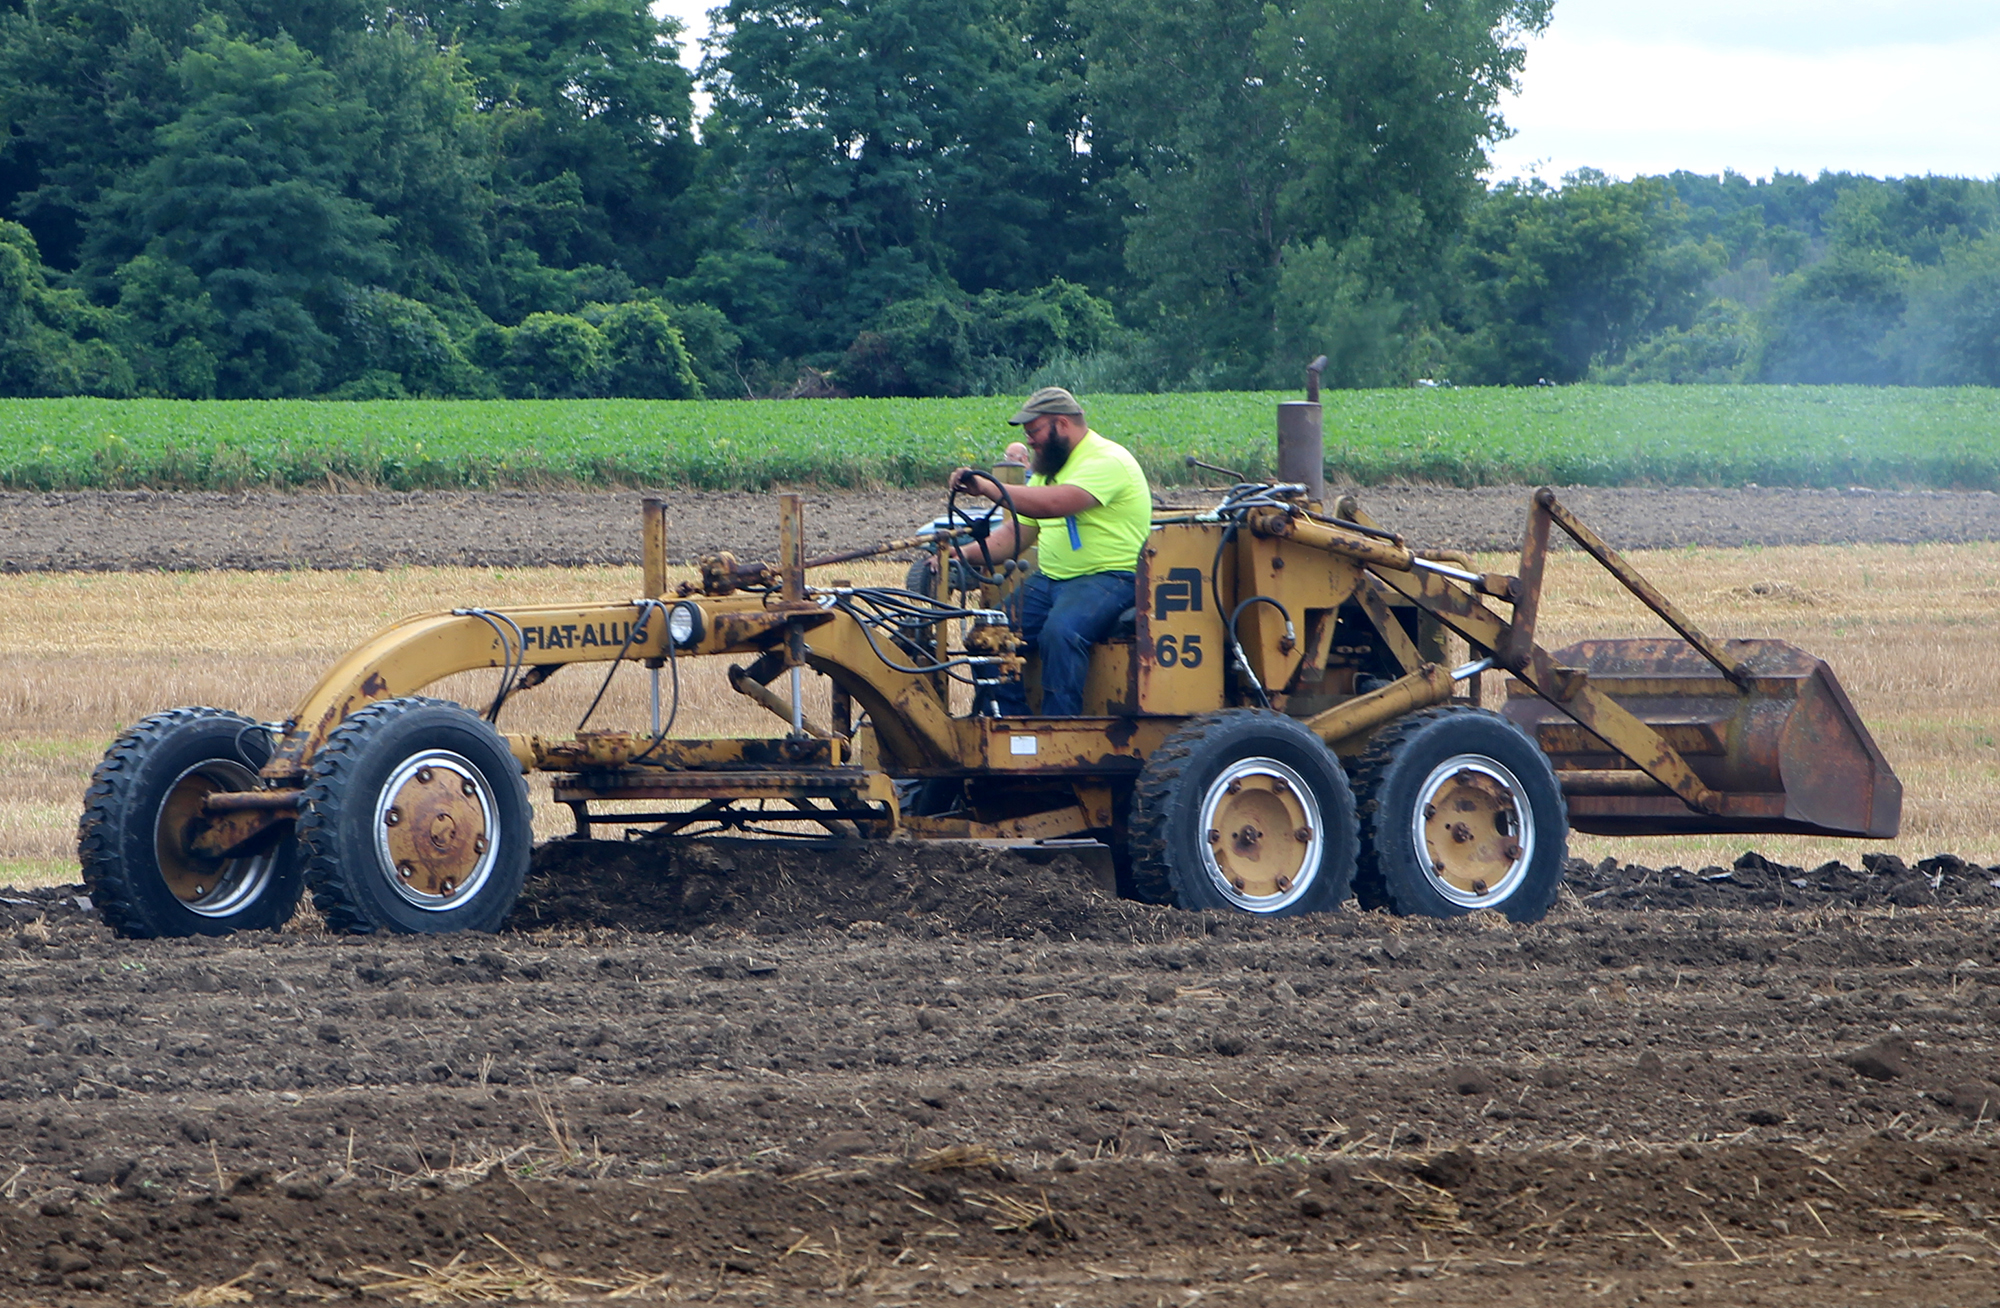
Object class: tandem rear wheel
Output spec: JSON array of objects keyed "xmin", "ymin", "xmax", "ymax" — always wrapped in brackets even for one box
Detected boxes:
[
  {"xmin": 1351, "ymin": 706, "xmax": 1569, "ymax": 923},
  {"xmin": 299, "ymin": 697, "xmax": 531, "ymax": 934},
  {"xmin": 1127, "ymin": 710, "xmax": 1359, "ymax": 915}
]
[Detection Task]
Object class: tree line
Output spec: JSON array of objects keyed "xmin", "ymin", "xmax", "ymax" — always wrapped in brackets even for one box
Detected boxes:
[{"xmin": 3, "ymin": 0, "xmax": 1995, "ymax": 402}]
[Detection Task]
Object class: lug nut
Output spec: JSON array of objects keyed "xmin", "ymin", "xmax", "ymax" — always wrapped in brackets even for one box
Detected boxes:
[
  {"xmin": 397, "ymin": 862, "xmax": 414, "ymax": 879},
  {"xmin": 1503, "ymin": 842, "xmax": 1523, "ymax": 860},
  {"xmin": 1294, "ymin": 826, "xmax": 1312, "ymax": 842},
  {"xmin": 474, "ymin": 835, "xmax": 489, "ymax": 854},
  {"xmin": 1271, "ymin": 777, "xmax": 1289, "ymax": 794},
  {"xmin": 1225, "ymin": 779, "xmax": 1242, "ymax": 796},
  {"xmin": 1207, "ymin": 828, "xmax": 1221, "ymax": 844},
  {"xmin": 461, "ymin": 779, "xmax": 477, "ymax": 797},
  {"xmin": 1472, "ymin": 879, "xmax": 1489, "ymax": 895},
  {"xmin": 1422, "ymin": 802, "xmax": 1437, "ymax": 820},
  {"xmin": 1275, "ymin": 875, "xmax": 1292, "ymax": 892},
  {"xmin": 385, "ymin": 807, "xmax": 401, "ymax": 827},
  {"xmin": 416, "ymin": 767, "xmax": 433, "ymax": 784},
  {"xmin": 440, "ymin": 878, "xmax": 457, "ymax": 896},
  {"xmin": 1230, "ymin": 877, "xmax": 1246, "ymax": 891}
]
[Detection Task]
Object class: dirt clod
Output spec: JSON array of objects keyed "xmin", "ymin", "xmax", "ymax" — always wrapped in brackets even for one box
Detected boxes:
[{"xmin": 1842, "ymin": 1035, "xmax": 1918, "ymax": 1081}]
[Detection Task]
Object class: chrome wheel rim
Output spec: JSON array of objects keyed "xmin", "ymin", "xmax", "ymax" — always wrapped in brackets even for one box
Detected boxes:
[
  {"xmin": 1196, "ymin": 756, "xmax": 1322, "ymax": 913},
  {"xmin": 372, "ymin": 750, "xmax": 500, "ymax": 911},
  {"xmin": 1410, "ymin": 753, "xmax": 1534, "ymax": 909},
  {"xmin": 153, "ymin": 758, "xmax": 281, "ymax": 918}
]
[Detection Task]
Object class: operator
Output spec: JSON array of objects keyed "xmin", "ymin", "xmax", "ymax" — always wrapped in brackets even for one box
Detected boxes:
[{"xmin": 949, "ymin": 386, "xmax": 1151, "ymax": 716}]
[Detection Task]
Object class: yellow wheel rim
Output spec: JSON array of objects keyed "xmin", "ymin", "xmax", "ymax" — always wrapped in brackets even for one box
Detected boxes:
[
  {"xmin": 372, "ymin": 751, "xmax": 499, "ymax": 910},
  {"xmin": 1413, "ymin": 754, "xmax": 1533, "ymax": 908},
  {"xmin": 1196, "ymin": 757, "xmax": 1321, "ymax": 911}
]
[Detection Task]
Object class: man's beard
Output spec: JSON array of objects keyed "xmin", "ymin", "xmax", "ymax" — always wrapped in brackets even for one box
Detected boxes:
[{"xmin": 1033, "ymin": 429, "xmax": 1074, "ymax": 477}]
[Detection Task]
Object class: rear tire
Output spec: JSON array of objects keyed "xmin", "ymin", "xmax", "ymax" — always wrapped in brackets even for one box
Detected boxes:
[
  {"xmin": 78, "ymin": 708, "xmax": 303, "ymax": 938},
  {"xmin": 299, "ymin": 697, "xmax": 530, "ymax": 934},
  {"xmin": 1128, "ymin": 710, "xmax": 1356, "ymax": 915},
  {"xmin": 1351, "ymin": 706, "xmax": 1568, "ymax": 923}
]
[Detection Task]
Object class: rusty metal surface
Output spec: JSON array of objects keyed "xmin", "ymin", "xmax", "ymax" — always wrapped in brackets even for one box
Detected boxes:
[
  {"xmin": 903, "ymin": 806, "xmax": 1094, "ymax": 842},
  {"xmin": 642, "ymin": 497, "xmax": 668, "ymax": 599},
  {"xmin": 1303, "ymin": 663, "xmax": 1453, "ymax": 749},
  {"xmin": 729, "ymin": 665, "xmax": 833, "ymax": 739},
  {"xmin": 509, "ymin": 734, "xmax": 838, "ymax": 773},
  {"xmin": 1533, "ymin": 490, "xmax": 1747, "ymax": 688},
  {"xmin": 381, "ymin": 761, "xmax": 491, "ymax": 899},
  {"xmin": 1505, "ymin": 638, "xmax": 1901, "ymax": 838},
  {"xmin": 187, "ymin": 807, "xmax": 291, "ymax": 859},
  {"xmin": 553, "ymin": 767, "xmax": 896, "ymax": 806},
  {"xmin": 1354, "ymin": 577, "xmax": 1421, "ymax": 673}
]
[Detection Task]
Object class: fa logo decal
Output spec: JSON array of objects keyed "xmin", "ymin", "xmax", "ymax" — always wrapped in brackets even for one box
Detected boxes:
[{"xmin": 1153, "ymin": 568, "xmax": 1204, "ymax": 619}]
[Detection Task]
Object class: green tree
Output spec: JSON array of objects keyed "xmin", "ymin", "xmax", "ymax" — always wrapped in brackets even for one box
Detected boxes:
[
  {"xmin": 0, "ymin": 0, "xmax": 201, "ymax": 273},
  {"xmin": 0, "ymin": 219, "xmax": 136, "ymax": 396},
  {"xmin": 587, "ymin": 298, "xmax": 701, "ymax": 398},
  {"xmin": 1594, "ymin": 300, "xmax": 1753, "ymax": 385},
  {"xmin": 472, "ymin": 311, "xmax": 609, "ymax": 397},
  {"xmin": 96, "ymin": 21, "xmax": 392, "ymax": 396},
  {"xmin": 110, "ymin": 252, "xmax": 221, "ymax": 397},
  {"xmin": 835, "ymin": 278, "xmax": 1119, "ymax": 396},
  {"xmin": 1080, "ymin": 0, "xmax": 1548, "ymax": 386},
  {"xmin": 702, "ymin": 0, "xmax": 1118, "ymax": 362},
  {"xmin": 334, "ymin": 20, "xmax": 497, "ymax": 315},
  {"xmin": 1754, "ymin": 246, "xmax": 1911, "ymax": 385},
  {"xmin": 406, "ymin": 0, "xmax": 701, "ymax": 286},
  {"xmin": 1451, "ymin": 172, "xmax": 1723, "ymax": 384},
  {"xmin": 1895, "ymin": 234, "xmax": 2000, "ymax": 386}
]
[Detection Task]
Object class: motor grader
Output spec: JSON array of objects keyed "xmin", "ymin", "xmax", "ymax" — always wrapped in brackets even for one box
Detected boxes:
[{"xmin": 78, "ymin": 388, "xmax": 1900, "ymax": 938}]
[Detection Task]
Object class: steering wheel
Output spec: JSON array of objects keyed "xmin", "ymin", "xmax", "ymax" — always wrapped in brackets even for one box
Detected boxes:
[{"xmin": 943, "ymin": 469, "xmax": 1022, "ymax": 588}]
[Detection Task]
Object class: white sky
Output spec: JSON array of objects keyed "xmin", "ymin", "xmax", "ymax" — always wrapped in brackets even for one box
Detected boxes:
[
  {"xmin": 655, "ymin": 0, "xmax": 2000, "ymax": 182},
  {"xmin": 1491, "ymin": 1, "xmax": 2000, "ymax": 181}
]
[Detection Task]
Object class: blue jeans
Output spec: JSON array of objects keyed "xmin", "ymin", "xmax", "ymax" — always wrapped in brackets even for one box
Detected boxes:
[{"xmin": 993, "ymin": 571, "xmax": 1135, "ymax": 716}]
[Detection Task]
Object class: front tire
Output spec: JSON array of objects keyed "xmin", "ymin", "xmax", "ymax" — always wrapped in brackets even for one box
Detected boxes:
[
  {"xmin": 78, "ymin": 708, "xmax": 303, "ymax": 938},
  {"xmin": 1128, "ymin": 710, "xmax": 1357, "ymax": 915},
  {"xmin": 1351, "ymin": 706, "xmax": 1568, "ymax": 923},
  {"xmin": 298, "ymin": 697, "xmax": 530, "ymax": 934}
]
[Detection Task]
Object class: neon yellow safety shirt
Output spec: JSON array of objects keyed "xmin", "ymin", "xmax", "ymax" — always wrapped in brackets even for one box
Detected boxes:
[{"xmin": 1026, "ymin": 430, "xmax": 1152, "ymax": 580}]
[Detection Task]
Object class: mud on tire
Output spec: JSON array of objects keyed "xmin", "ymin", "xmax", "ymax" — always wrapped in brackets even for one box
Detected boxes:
[
  {"xmin": 1127, "ymin": 709, "xmax": 1357, "ymax": 915},
  {"xmin": 1351, "ymin": 705, "xmax": 1568, "ymax": 923},
  {"xmin": 78, "ymin": 707, "xmax": 304, "ymax": 938},
  {"xmin": 299, "ymin": 697, "xmax": 531, "ymax": 934}
]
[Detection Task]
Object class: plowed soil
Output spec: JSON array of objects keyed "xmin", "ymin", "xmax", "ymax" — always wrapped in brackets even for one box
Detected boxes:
[
  {"xmin": 5, "ymin": 844, "xmax": 2000, "ymax": 1306},
  {"xmin": 8, "ymin": 483, "xmax": 2000, "ymax": 572},
  {"xmin": 7, "ymin": 488, "xmax": 2000, "ymax": 1304}
]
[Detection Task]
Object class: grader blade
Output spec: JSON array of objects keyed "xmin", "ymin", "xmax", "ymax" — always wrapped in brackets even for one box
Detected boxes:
[{"xmin": 1502, "ymin": 638, "xmax": 1900, "ymax": 838}]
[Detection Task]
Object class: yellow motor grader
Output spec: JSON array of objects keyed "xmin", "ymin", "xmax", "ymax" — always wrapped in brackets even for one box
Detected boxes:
[{"xmin": 78, "ymin": 389, "xmax": 1900, "ymax": 937}]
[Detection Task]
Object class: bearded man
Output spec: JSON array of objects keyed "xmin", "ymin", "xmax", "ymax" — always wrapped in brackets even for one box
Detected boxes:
[{"xmin": 948, "ymin": 386, "xmax": 1152, "ymax": 715}]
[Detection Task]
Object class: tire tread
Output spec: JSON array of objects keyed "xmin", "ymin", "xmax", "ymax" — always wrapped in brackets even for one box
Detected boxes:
[
  {"xmin": 1351, "ymin": 704, "xmax": 1566, "ymax": 921},
  {"xmin": 298, "ymin": 696, "xmax": 529, "ymax": 935},
  {"xmin": 77, "ymin": 707, "xmax": 300, "ymax": 939}
]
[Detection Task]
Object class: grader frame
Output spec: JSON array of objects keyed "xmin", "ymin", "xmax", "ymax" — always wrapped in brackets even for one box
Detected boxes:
[{"xmin": 85, "ymin": 418, "xmax": 1900, "ymax": 937}]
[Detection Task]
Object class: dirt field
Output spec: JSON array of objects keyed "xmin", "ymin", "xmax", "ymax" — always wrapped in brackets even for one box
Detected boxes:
[
  {"xmin": 9, "ymin": 483, "xmax": 2000, "ymax": 572},
  {"xmin": 4, "ymin": 489, "xmax": 2000, "ymax": 1305}
]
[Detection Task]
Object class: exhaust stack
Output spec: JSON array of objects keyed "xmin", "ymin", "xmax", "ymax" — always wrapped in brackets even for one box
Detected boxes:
[{"xmin": 1277, "ymin": 354, "xmax": 1328, "ymax": 504}]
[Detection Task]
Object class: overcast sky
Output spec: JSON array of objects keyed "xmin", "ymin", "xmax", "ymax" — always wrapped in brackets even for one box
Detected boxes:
[{"xmin": 653, "ymin": 0, "xmax": 2000, "ymax": 183}]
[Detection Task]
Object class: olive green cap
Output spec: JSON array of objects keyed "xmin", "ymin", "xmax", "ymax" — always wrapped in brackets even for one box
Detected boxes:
[{"xmin": 1008, "ymin": 385, "xmax": 1084, "ymax": 425}]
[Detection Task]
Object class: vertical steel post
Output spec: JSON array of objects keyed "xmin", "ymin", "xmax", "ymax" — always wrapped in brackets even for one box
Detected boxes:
[
  {"xmin": 778, "ymin": 493, "xmax": 806, "ymax": 603},
  {"xmin": 642, "ymin": 496, "xmax": 669, "ymax": 734},
  {"xmin": 642, "ymin": 496, "xmax": 668, "ymax": 598}
]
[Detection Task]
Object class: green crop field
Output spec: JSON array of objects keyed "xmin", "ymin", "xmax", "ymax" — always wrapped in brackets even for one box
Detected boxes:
[{"xmin": 3, "ymin": 385, "xmax": 1999, "ymax": 492}]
